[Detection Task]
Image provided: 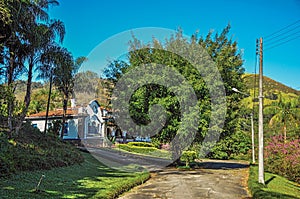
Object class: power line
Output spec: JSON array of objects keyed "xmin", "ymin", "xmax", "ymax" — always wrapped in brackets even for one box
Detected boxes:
[
  {"xmin": 264, "ymin": 34, "xmax": 300, "ymax": 51},
  {"xmin": 264, "ymin": 24, "xmax": 300, "ymax": 44},
  {"xmin": 264, "ymin": 29, "xmax": 300, "ymax": 47},
  {"xmin": 264, "ymin": 19, "xmax": 300, "ymax": 39}
]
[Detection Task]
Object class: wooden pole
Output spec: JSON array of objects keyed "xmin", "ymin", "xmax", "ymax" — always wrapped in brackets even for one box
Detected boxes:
[{"xmin": 258, "ymin": 37, "xmax": 265, "ymax": 184}]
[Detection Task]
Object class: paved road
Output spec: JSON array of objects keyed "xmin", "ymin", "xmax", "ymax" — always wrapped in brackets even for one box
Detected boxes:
[
  {"xmin": 85, "ymin": 147, "xmax": 173, "ymax": 171},
  {"xmin": 118, "ymin": 160, "xmax": 251, "ymax": 199},
  {"xmin": 84, "ymin": 147, "xmax": 250, "ymax": 198}
]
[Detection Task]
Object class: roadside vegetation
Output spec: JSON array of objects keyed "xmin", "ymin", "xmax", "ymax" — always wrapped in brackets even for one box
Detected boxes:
[
  {"xmin": 0, "ymin": 123, "xmax": 83, "ymax": 178},
  {"xmin": 248, "ymin": 165, "xmax": 300, "ymax": 198},
  {"xmin": 0, "ymin": 152, "xmax": 150, "ymax": 199},
  {"xmin": 117, "ymin": 142, "xmax": 172, "ymax": 159}
]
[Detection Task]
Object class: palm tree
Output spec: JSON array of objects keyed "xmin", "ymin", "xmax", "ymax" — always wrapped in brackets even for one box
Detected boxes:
[
  {"xmin": 14, "ymin": 21, "xmax": 65, "ymax": 134},
  {"xmin": 264, "ymin": 93, "xmax": 300, "ymax": 142},
  {"xmin": 2, "ymin": 0, "xmax": 61, "ymax": 135},
  {"xmin": 50, "ymin": 50, "xmax": 86, "ymax": 139},
  {"xmin": 37, "ymin": 45, "xmax": 69, "ymax": 134}
]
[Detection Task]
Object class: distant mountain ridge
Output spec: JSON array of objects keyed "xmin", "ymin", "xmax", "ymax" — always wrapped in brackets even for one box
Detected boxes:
[{"xmin": 242, "ymin": 74, "xmax": 300, "ymax": 96}]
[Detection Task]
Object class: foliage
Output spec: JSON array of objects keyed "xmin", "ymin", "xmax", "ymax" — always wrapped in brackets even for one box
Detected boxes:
[
  {"xmin": 118, "ymin": 144, "xmax": 157, "ymax": 153},
  {"xmin": 150, "ymin": 137, "xmax": 162, "ymax": 149},
  {"xmin": 28, "ymin": 88, "xmax": 63, "ymax": 115},
  {"xmin": 248, "ymin": 165, "xmax": 300, "ymax": 198},
  {"xmin": 180, "ymin": 150, "xmax": 197, "ymax": 167},
  {"xmin": 264, "ymin": 135, "xmax": 300, "ymax": 184},
  {"xmin": 0, "ymin": 122, "xmax": 83, "ymax": 178},
  {"xmin": 117, "ymin": 144, "xmax": 171, "ymax": 159},
  {"xmin": 0, "ymin": 152, "xmax": 150, "ymax": 199},
  {"xmin": 208, "ymin": 130, "xmax": 251, "ymax": 159},
  {"xmin": 105, "ymin": 25, "xmax": 245, "ymax": 159},
  {"xmin": 243, "ymin": 74, "xmax": 300, "ymax": 96},
  {"xmin": 0, "ymin": 0, "xmax": 65, "ymax": 135},
  {"xmin": 127, "ymin": 142, "xmax": 155, "ymax": 148},
  {"xmin": 47, "ymin": 120, "xmax": 62, "ymax": 137},
  {"xmin": 0, "ymin": 0, "xmax": 74, "ymax": 139},
  {"xmin": 264, "ymin": 94, "xmax": 300, "ymax": 141}
]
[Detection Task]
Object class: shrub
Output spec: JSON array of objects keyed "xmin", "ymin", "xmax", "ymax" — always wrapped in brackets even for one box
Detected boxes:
[
  {"xmin": 208, "ymin": 131, "xmax": 251, "ymax": 160},
  {"xmin": 127, "ymin": 142, "xmax": 154, "ymax": 148},
  {"xmin": 180, "ymin": 151, "xmax": 197, "ymax": 167},
  {"xmin": 265, "ymin": 135, "xmax": 300, "ymax": 183},
  {"xmin": 118, "ymin": 144, "xmax": 157, "ymax": 154},
  {"xmin": 150, "ymin": 137, "xmax": 162, "ymax": 149}
]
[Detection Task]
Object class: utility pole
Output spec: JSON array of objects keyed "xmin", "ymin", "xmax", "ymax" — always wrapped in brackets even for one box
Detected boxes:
[
  {"xmin": 250, "ymin": 113, "xmax": 255, "ymax": 164},
  {"xmin": 232, "ymin": 87, "xmax": 256, "ymax": 163},
  {"xmin": 258, "ymin": 37, "xmax": 265, "ymax": 184}
]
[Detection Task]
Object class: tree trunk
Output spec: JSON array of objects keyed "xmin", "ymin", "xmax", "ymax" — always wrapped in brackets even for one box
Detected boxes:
[
  {"xmin": 14, "ymin": 61, "xmax": 34, "ymax": 135},
  {"xmin": 44, "ymin": 74, "xmax": 53, "ymax": 134},
  {"xmin": 7, "ymin": 53, "xmax": 15, "ymax": 136},
  {"xmin": 60, "ymin": 98, "xmax": 68, "ymax": 140}
]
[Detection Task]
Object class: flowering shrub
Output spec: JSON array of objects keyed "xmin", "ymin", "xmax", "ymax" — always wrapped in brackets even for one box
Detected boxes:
[{"xmin": 264, "ymin": 135, "xmax": 300, "ymax": 183}]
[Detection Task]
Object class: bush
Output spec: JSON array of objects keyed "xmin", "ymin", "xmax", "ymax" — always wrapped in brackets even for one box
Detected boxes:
[
  {"xmin": 180, "ymin": 151, "xmax": 197, "ymax": 167},
  {"xmin": 127, "ymin": 142, "xmax": 154, "ymax": 148},
  {"xmin": 118, "ymin": 144, "xmax": 157, "ymax": 154},
  {"xmin": 150, "ymin": 137, "xmax": 162, "ymax": 149},
  {"xmin": 265, "ymin": 135, "xmax": 300, "ymax": 183},
  {"xmin": 208, "ymin": 131, "xmax": 251, "ymax": 160}
]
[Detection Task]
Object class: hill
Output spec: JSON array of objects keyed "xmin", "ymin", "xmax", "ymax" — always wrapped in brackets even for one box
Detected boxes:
[{"xmin": 243, "ymin": 74, "xmax": 300, "ymax": 96}]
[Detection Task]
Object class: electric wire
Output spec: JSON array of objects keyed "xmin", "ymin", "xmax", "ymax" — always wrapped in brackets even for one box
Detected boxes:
[
  {"xmin": 264, "ymin": 34, "xmax": 300, "ymax": 51},
  {"xmin": 264, "ymin": 26, "xmax": 300, "ymax": 46},
  {"xmin": 264, "ymin": 19, "xmax": 300, "ymax": 39},
  {"xmin": 262, "ymin": 19, "xmax": 300, "ymax": 50}
]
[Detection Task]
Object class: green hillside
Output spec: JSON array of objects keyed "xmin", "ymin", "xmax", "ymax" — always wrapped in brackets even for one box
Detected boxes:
[
  {"xmin": 241, "ymin": 73, "xmax": 300, "ymax": 140},
  {"xmin": 243, "ymin": 74, "xmax": 300, "ymax": 96}
]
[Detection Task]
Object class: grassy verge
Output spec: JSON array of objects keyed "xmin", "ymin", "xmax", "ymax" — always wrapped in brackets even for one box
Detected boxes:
[
  {"xmin": 248, "ymin": 165, "xmax": 300, "ymax": 198},
  {"xmin": 117, "ymin": 143, "xmax": 171, "ymax": 159},
  {"xmin": 0, "ymin": 152, "xmax": 150, "ymax": 199},
  {"xmin": 0, "ymin": 123, "xmax": 83, "ymax": 177}
]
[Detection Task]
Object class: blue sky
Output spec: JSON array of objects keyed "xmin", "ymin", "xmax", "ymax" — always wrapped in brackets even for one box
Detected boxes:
[{"xmin": 49, "ymin": 0, "xmax": 300, "ymax": 89}]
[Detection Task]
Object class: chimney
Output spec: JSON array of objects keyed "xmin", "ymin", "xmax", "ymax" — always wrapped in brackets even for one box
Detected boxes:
[{"xmin": 71, "ymin": 98, "xmax": 76, "ymax": 109}]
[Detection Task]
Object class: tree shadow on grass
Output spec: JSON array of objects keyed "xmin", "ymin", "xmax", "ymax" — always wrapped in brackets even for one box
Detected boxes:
[
  {"xmin": 253, "ymin": 189, "xmax": 299, "ymax": 199},
  {"xmin": 0, "ymin": 152, "xmax": 149, "ymax": 199},
  {"xmin": 265, "ymin": 176, "xmax": 276, "ymax": 185}
]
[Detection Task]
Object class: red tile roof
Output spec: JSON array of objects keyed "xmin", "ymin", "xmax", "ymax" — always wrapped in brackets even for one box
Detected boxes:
[{"xmin": 29, "ymin": 108, "xmax": 78, "ymax": 117}]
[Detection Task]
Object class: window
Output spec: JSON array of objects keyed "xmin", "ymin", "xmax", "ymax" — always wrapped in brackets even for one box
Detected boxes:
[{"xmin": 63, "ymin": 122, "xmax": 68, "ymax": 135}]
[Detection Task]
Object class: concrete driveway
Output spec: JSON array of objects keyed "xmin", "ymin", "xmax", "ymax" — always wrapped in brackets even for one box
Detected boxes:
[
  {"xmin": 83, "ymin": 147, "xmax": 250, "ymax": 198},
  {"xmin": 118, "ymin": 160, "xmax": 251, "ymax": 199}
]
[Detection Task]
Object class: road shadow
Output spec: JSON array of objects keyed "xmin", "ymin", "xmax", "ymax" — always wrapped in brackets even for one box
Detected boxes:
[{"xmin": 197, "ymin": 161, "xmax": 249, "ymax": 170}]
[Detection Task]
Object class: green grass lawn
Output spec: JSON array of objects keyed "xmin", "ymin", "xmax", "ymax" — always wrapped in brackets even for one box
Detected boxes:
[
  {"xmin": 0, "ymin": 152, "xmax": 150, "ymax": 199},
  {"xmin": 248, "ymin": 165, "xmax": 300, "ymax": 198}
]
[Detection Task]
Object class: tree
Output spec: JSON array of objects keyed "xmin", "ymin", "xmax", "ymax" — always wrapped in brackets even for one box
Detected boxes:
[
  {"xmin": 264, "ymin": 93, "xmax": 300, "ymax": 142},
  {"xmin": 104, "ymin": 25, "xmax": 244, "ymax": 160},
  {"xmin": 52, "ymin": 52, "xmax": 86, "ymax": 139},
  {"xmin": 0, "ymin": 0, "xmax": 63, "ymax": 136},
  {"xmin": 37, "ymin": 45, "xmax": 68, "ymax": 134}
]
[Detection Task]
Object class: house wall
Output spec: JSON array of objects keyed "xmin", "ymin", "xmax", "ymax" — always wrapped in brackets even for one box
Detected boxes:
[
  {"xmin": 63, "ymin": 119, "xmax": 79, "ymax": 139},
  {"xmin": 27, "ymin": 100, "xmax": 110, "ymax": 140},
  {"xmin": 30, "ymin": 118, "xmax": 79, "ymax": 139}
]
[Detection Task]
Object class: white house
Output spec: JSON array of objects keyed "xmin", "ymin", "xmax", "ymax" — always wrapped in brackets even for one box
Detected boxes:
[{"xmin": 25, "ymin": 99, "xmax": 114, "ymax": 140}]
